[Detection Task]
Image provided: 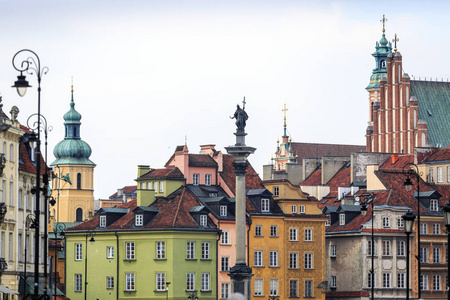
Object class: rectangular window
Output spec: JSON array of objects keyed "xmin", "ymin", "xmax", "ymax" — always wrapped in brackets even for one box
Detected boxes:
[
  {"xmin": 200, "ymin": 215, "xmax": 207, "ymax": 226},
  {"xmin": 154, "ymin": 181, "xmax": 158, "ymax": 192},
  {"xmin": 159, "ymin": 181, "xmax": 164, "ymax": 193},
  {"xmin": 255, "ymin": 225, "xmax": 262, "ymax": 237},
  {"xmin": 254, "ymin": 279, "xmax": 263, "ymax": 296},
  {"xmin": 201, "ymin": 273, "xmax": 210, "ymax": 291},
  {"xmin": 289, "ymin": 228, "xmax": 297, "ymax": 241},
  {"xmin": 221, "ymin": 231, "xmax": 229, "ymax": 244},
  {"xmin": 331, "ymin": 276, "xmax": 337, "ymax": 288},
  {"xmin": 156, "ymin": 241, "xmax": 166, "ymax": 259},
  {"xmin": 270, "ymin": 225, "xmax": 278, "ymax": 237},
  {"xmin": 383, "ymin": 273, "xmax": 391, "ymax": 288},
  {"xmin": 305, "ymin": 228, "xmax": 312, "ymax": 241},
  {"xmin": 75, "ymin": 243, "xmax": 82, "ymax": 261},
  {"xmin": 291, "ymin": 205, "xmax": 297, "ymax": 214},
  {"xmin": 289, "ymin": 280, "xmax": 298, "ymax": 297},
  {"xmin": 156, "ymin": 273, "xmax": 166, "ymax": 291},
  {"xmin": 270, "ymin": 279, "xmax": 278, "ymax": 296},
  {"xmin": 269, "ymin": 251, "xmax": 278, "ymax": 267},
  {"xmin": 107, "ymin": 276, "xmax": 114, "ymax": 289},
  {"xmin": 18, "ymin": 233, "xmax": 22, "ymax": 262},
  {"xmin": 75, "ymin": 274, "xmax": 82, "ymax": 292},
  {"xmin": 135, "ymin": 214, "xmax": 143, "ymax": 226},
  {"xmin": 289, "ymin": 252, "xmax": 298, "ymax": 269},
  {"xmin": 397, "ymin": 217, "xmax": 404, "ymax": 228},
  {"xmin": 433, "ymin": 275, "xmax": 441, "ymax": 291},
  {"xmin": 430, "ymin": 200, "xmax": 439, "ymax": 212},
  {"xmin": 9, "ymin": 182, "xmax": 13, "ymax": 206},
  {"xmin": 18, "ymin": 189, "xmax": 22, "ymax": 209},
  {"xmin": 368, "ymin": 272, "xmax": 375, "ymax": 288},
  {"xmin": 397, "ymin": 273, "xmax": 405, "ymax": 288},
  {"xmin": 261, "ymin": 198, "xmax": 270, "ymax": 212},
  {"xmin": 205, "ymin": 174, "xmax": 211, "ymax": 186},
  {"xmin": 433, "ymin": 223, "xmax": 440, "ymax": 235},
  {"xmin": 305, "ymin": 253, "xmax": 313, "ymax": 269},
  {"xmin": 99, "ymin": 215, "xmax": 106, "ymax": 227},
  {"xmin": 273, "ymin": 186, "xmax": 279, "ymax": 197},
  {"xmin": 187, "ymin": 242, "xmax": 195, "ymax": 259},
  {"xmin": 221, "ymin": 283, "xmax": 229, "ymax": 299},
  {"xmin": 107, "ymin": 246, "xmax": 114, "ymax": 259},
  {"xmin": 448, "ymin": 166, "xmax": 450, "ymax": 182},
  {"xmin": 254, "ymin": 251, "xmax": 263, "ymax": 267},
  {"xmin": 299, "ymin": 205, "xmax": 305, "ymax": 213},
  {"xmin": 421, "ymin": 274, "xmax": 428, "ymax": 290},
  {"xmin": 339, "ymin": 213, "xmax": 345, "ymax": 225},
  {"xmin": 187, "ymin": 273, "xmax": 195, "ymax": 291},
  {"xmin": 382, "ymin": 240, "xmax": 391, "ymax": 256},
  {"xmin": 429, "ymin": 167, "xmax": 434, "ymax": 182},
  {"xmin": 420, "ymin": 247, "xmax": 428, "ymax": 263},
  {"xmin": 8, "ymin": 233, "xmax": 12, "ymax": 261},
  {"xmin": 221, "ymin": 257, "xmax": 230, "ymax": 271},
  {"xmin": 397, "ymin": 240, "xmax": 405, "ymax": 256},
  {"xmin": 433, "ymin": 247, "xmax": 441, "ymax": 264},
  {"xmin": 304, "ymin": 280, "xmax": 312, "ymax": 297},
  {"xmin": 193, "ymin": 174, "xmax": 199, "ymax": 185},
  {"xmin": 1, "ymin": 181, "xmax": 4, "ymax": 203},
  {"xmin": 421, "ymin": 223, "xmax": 428, "ymax": 234},
  {"xmin": 382, "ymin": 216, "xmax": 390, "ymax": 228},
  {"xmin": 331, "ymin": 245, "xmax": 336, "ymax": 257},
  {"xmin": 126, "ymin": 273, "xmax": 135, "ymax": 291},
  {"xmin": 437, "ymin": 167, "xmax": 444, "ymax": 183},
  {"xmin": 202, "ymin": 242, "xmax": 210, "ymax": 259},
  {"xmin": 126, "ymin": 242, "xmax": 135, "ymax": 260},
  {"xmin": 368, "ymin": 239, "xmax": 376, "ymax": 256},
  {"xmin": 220, "ymin": 206, "xmax": 227, "ymax": 217}
]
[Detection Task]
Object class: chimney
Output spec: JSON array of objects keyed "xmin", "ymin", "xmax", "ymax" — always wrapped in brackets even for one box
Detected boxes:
[
  {"xmin": 391, "ymin": 154, "xmax": 398, "ymax": 164},
  {"xmin": 137, "ymin": 165, "xmax": 150, "ymax": 178}
]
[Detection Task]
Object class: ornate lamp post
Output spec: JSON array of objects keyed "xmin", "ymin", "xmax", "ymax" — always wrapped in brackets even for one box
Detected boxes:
[
  {"xmin": 403, "ymin": 163, "xmax": 422, "ymax": 299},
  {"xmin": 187, "ymin": 291, "xmax": 198, "ymax": 300},
  {"xmin": 12, "ymin": 49, "xmax": 48, "ymax": 300},
  {"xmin": 53, "ymin": 223, "xmax": 66, "ymax": 299},
  {"xmin": 85, "ymin": 230, "xmax": 95, "ymax": 300},
  {"xmin": 403, "ymin": 210, "xmax": 416, "ymax": 300},
  {"xmin": 443, "ymin": 202, "xmax": 450, "ymax": 300},
  {"xmin": 359, "ymin": 193, "xmax": 376, "ymax": 300},
  {"xmin": 166, "ymin": 281, "xmax": 171, "ymax": 300},
  {"xmin": 23, "ymin": 214, "xmax": 36, "ymax": 298}
]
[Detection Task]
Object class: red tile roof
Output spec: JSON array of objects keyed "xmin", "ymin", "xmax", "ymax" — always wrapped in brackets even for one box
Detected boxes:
[
  {"xmin": 299, "ymin": 167, "xmax": 322, "ymax": 186},
  {"xmin": 109, "ymin": 185, "xmax": 137, "ymax": 198},
  {"xmin": 326, "ymin": 291, "xmax": 370, "ymax": 298},
  {"xmin": 327, "ymin": 163, "xmax": 351, "ymax": 190},
  {"xmin": 290, "ymin": 142, "xmax": 365, "ymax": 162},
  {"xmin": 423, "ymin": 147, "xmax": 450, "ymax": 162},
  {"xmin": 189, "ymin": 154, "xmax": 218, "ymax": 168},
  {"xmin": 139, "ymin": 167, "xmax": 185, "ymax": 180},
  {"xmin": 379, "ymin": 154, "xmax": 414, "ymax": 171},
  {"xmin": 19, "ymin": 139, "xmax": 47, "ymax": 175}
]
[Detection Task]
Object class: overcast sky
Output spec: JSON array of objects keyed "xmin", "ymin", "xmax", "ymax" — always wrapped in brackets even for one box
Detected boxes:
[{"xmin": 1, "ymin": 0, "xmax": 449, "ymax": 199}]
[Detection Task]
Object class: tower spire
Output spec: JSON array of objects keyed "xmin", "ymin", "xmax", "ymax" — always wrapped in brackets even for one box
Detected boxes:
[
  {"xmin": 392, "ymin": 33, "xmax": 399, "ymax": 53},
  {"xmin": 381, "ymin": 14, "xmax": 387, "ymax": 33},
  {"xmin": 282, "ymin": 104, "xmax": 288, "ymax": 137}
]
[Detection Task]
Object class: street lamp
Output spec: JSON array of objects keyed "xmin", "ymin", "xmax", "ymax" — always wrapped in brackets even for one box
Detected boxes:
[
  {"xmin": 403, "ymin": 210, "xmax": 416, "ymax": 300},
  {"xmin": 443, "ymin": 202, "xmax": 450, "ymax": 300},
  {"xmin": 53, "ymin": 223, "xmax": 66, "ymax": 300},
  {"xmin": 12, "ymin": 49, "xmax": 48, "ymax": 300},
  {"xmin": 85, "ymin": 230, "xmax": 95, "ymax": 300},
  {"xmin": 187, "ymin": 291, "xmax": 198, "ymax": 300},
  {"xmin": 166, "ymin": 281, "xmax": 171, "ymax": 300},
  {"xmin": 23, "ymin": 214, "xmax": 36, "ymax": 298},
  {"xmin": 403, "ymin": 163, "xmax": 422, "ymax": 299},
  {"xmin": 358, "ymin": 192, "xmax": 376, "ymax": 300}
]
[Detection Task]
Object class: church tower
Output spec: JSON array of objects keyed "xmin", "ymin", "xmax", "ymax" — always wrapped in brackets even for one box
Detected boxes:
[{"xmin": 50, "ymin": 87, "xmax": 95, "ymax": 223}]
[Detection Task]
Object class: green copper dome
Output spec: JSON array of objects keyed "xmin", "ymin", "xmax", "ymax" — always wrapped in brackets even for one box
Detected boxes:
[
  {"xmin": 51, "ymin": 90, "xmax": 95, "ymax": 166},
  {"xmin": 366, "ymin": 31, "xmax": 392, "ymax": 90}
]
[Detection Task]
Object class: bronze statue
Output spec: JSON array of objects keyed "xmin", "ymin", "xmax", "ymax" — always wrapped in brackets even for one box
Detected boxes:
[{"xmin": 231, "ymin": 99, "xmax": 248, "ymax": 134}]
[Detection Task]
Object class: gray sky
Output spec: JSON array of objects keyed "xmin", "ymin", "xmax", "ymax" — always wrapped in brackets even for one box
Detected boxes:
[{"xmin": 1, "ymin": 0, "xmax": 449, "ymax": 199}]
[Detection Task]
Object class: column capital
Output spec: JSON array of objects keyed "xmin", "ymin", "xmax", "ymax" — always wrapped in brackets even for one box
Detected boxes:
[{"xmin": 233, "ymin": 162, "xmax": 248, "ymax": 176}]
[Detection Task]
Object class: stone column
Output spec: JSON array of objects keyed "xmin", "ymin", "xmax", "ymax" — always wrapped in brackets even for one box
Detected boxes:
[{"xmin": 226, "ymin": 129, "xmax": 255, "ymax": 300}]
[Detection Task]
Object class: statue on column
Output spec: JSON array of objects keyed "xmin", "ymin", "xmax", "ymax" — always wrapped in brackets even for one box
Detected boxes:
[{"xmin": 231, "ymin": 98, "xmax": 248, "ymax": 134}]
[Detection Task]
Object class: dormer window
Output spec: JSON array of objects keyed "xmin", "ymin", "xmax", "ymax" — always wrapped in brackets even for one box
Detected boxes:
[
  {"xmin": 299, "ymin": 205, "xmax": 305, "ymax": 214},
  {"xmin": 273, "ymin": 186, "xmax": 279, "ymax": 197},
  {"xmin": 339, "ymin": 213, "xmax": 345, "ymax": 226},
  {"xmin": 430, "ymin": 199, "xmax": 439, "ymax": 211},
  {"xmin": 325, "ymin": 215, "xmax": 331, "ymax": 227},
  {"xmin": 291, "ymin": 205, "xmax": 297, "ymax": 214},
  {"xmin": 135, "ymin": 214, "xmax": 143, "ymax": 227},
  {"xmin": 209, "ymin": 192, "xmax": 217, "ymax": 197},
  {"xmin": 220, "ymin": 206, "xmax": 227, "ymax": 217},
  {"xmin": 100, "ymin": 215, "xmax": 106, "ymax": 228},
  {"xmin": 200, "ymin": 215, "xmax": 207, "ymax": 226},
  {"xmin": 383, "ymin": 217, "xmax": 390, "ymax": 228},
  {"xmin": 261, "ymin": 198, "xmax": 270, "ymax": 212}
]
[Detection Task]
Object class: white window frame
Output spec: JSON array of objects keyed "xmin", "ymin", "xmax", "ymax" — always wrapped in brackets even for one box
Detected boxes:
[
  {"xmin": 273, "ymin": 186, "xmax": 279, "ymax": 197},
  {"xmin": 291, "ymin": 205, "xmax": 297, "ymax": 214},
  {"xmin": 254, "ymin": 279, "xmax": 263, "ymax": 296},
  {"xmin": 205, "ymin": 174, "xmax": 211, "ymax": 186},
  {"xmin": 75, "ymin": 243, "xmax": 82, "ymax": 261},
  {"xmin": 202, "ymin": 241, "xmax": 210, "ymax": 259},
  {"xmin": 429, "ymin": 167, "xmax": 434, "ymax": 182},
  {"xmin": 430, "ymin": 199, "xmax": 439, "ymax": 212},
  {"xmin": 270, "ymin": 225, "xmax": 278, "ymax": 237},
  {"xmin": 433, "ymin": 247, "xmax": 441, "ymax": 264},
  {"xmin": 382, "ymin": 240, "xmax": 391, "ymax": 256},
  {"xmin": 305, "ymin": 253, "xmax": 313, "ymax": 269},
  {"xmin": 433, "ymin": 275, "xmax": 441, "ymax": 291},
  {"xmin": 200, "ymin": 215, "xmax": 207, "ymax": 226},
  {"xmin": 421, "ymin": 274, "xmax": 428, "ymax": 290},
  {"xmin": 289, "ymin": 228, "xmax": 297, "ymax": 241},
  {"xmin": 221, "ymin": 283, "xmax": 229, "ymax": 299},
  {"xmin": 75, "ymin": 274, "xmax": 82, "ymax": 292},
  {"xmin": 187, "ymin": 273, "xmax": 195, "ymax": 291},
  {"xmin": 220, "ymin": 206, "xmax": 227, "ymax": 217},
  {"xmin": 421, "ymin": 223, "xmax": 428, "ymax": 234},
  {"xmin": 305, "ymin": 228, "xmax": 312, "ymax": 241},
  {"xmin": 382, "ymin": 216, "xmax": 390, "ymax": 228},
  {"xmin": 156, "ymin": 241, "xmax": 166, "ymax": 259},
  {"xmin": 269, "ymin": 279, "xmax": 278, "ymax": 296},
  {"xmin": 156, "ymin": 273, "xmax": 166, "ymax": 291},
  {"xmin": 221, "ymin": 256, "xmax": 230, "ymax": 272},
  {"xmin": 221, "ymin": 231, "xmax": 229, "ymax": 245},
  {"xmin": 397, "ymin": 273, "xmax": 405, "ymax": 288},
  {"xmin": 254, "ymin": 251, "xmax": 263, "ymax": 267},
  {"xmin": 159, "ymin": 181, "xmax": 164, "ymax": 193},
  {"xmin": 125, "ymin": 273, "xmax": 135, "ymax": 291},
  {"xmin": 261, "ymin": 198, "xmax": 270, "ymax": 212},
  {"xmin": 383, "ymin": 272, "xmax": 391, "ymax": 288},
  {"xmin": 305, "ymin": 280, "xmax": 312, "ymax": 297},
  {"xmin": 433, "ymin": 223, "xmax": 440, "ymax": 235},
  {"xmin": 420, "ymin": 247, "xmax": 428, "ymax": 263},
  {"xmin": 193, "ymin": 174, "xmax": 199, "ymax": 185},
  {"xmin": 135, "ymin": 214, "xmax": 143, "ymax": 227},
  {"xmin": 107, "ymin": 246, "xmax": 114, "ymax": 259},
  {"xmin": 99, "ymin": 215, "xmax": 106, "ymax": 227},
  {"xmin": 331, "ymin": 245, "xmax": 336, "ymax": 257},
  {"xmin": 107, "ymin": 276, "xmax": 114, "ymax": 289},
  {"xmin": 255, "ymin": 225, "xmax": 262, "ymax": 237},
  {"xmin": 448, "ymin": 166, "xmax": 450, "ymax": 183},
  {"xmin": 339, "ymin": 213, "xmax": 345, "ymax": 225},
  {"xmin": 289, "ymin": 280, "xmax": 298, "ymax": 297},
  {"xmin": 397, "ymin": 240, "xmax": 405, "ymax": 256},
  {"xmin": 201, "ymin": 273, "xmax": 210, "ymax": 291},
  {"xmin": 289, "ymin": 252, "xmax": 298, "ymax": 269},
  {"xmin": 299, "ymin": 205, "xmax": 305, "ymax": 213},
  {"xmin": 397, "ymin": 217, "xmax": 404, "ymax": 228},
  {"xmin": 126, "ymin": 242, "xmax": 135, "ymax": 260},
  {"xmin": 187, "ymin": 241, "xmax": 195, "ymax": 259},
  {"xmin": 269, "ymin": 251, "xmax": 278, "ymax": 267},
  {"xmin": 437, "ymin": 167, "xmax": 443, "ymax": 183},
  {"xmin": 331, "ymin": 276, "xmax": 337, "ymax": 288}
]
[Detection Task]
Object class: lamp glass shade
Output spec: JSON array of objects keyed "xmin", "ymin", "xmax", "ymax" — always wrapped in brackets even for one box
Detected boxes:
[
  {"xmin": 402, "ymin": 211, "xmax": 416, "ymax": 234},
  {"xmin": 89, "ymin": 236, "xmax": 95, "ymax": 245},
  {"xmin": 12, "ymin": 74, "xmax": 31, "ymax": 97},
  {"xmin": 360, "ymin": 204, "xmax": 367, "ymax": 216},
  {"xmin": 443, "ymin": 203, "xmax": 450, "ymax": 226},
  {"xmin": 404, "ymin": 177, "xmax": 413, "ymax": 192}
]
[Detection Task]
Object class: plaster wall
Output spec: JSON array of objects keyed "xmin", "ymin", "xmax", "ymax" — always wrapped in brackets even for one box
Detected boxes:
[{"xmin": 351, "ymin": 152, "xmax": 392, "ymax": 183}]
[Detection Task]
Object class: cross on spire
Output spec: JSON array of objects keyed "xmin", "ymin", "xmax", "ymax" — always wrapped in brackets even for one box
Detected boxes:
[
  {"xmin": 392, "ymin": 33, "xmax": 399, "ymax": 52},
  {"xmin": 282, "ymin": 104, "xmax": 288, "ymax": 128},
  {"xmin": 380, "ymin": 14, "xmax": 388, "ymax": 33},
  {"xmin": 242, "ymin": 97, "xmax": 246, "ymax": 110}
]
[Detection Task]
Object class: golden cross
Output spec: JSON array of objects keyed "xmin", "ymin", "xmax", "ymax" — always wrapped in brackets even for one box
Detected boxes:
[
  {"xmin": 282, "ymin": 104, "xmax": 288, "ymax": 127},
  {"xmin": 392, "ymin": 33, "xmax": 399, "ymax": 52},
  {"xmin": 380, "ymin": 14, "xmax": 388, "ymax": 32}
]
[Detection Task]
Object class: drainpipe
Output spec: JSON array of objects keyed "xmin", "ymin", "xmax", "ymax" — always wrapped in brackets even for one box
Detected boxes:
[{"xmin": 115, "ymin": 231, "xmax": 119, "ymax": 300}]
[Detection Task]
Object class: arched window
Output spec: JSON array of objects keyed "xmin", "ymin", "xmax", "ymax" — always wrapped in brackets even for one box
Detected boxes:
[
  {"xmin": 18, "ymin": 189, "xmax": 23, "ymax": 209},
  {"xmin": 77, "ymin": 173, "xmax": 81, "ymax": 190},
  {"xmin": 76, "ymin": 208, "xmax": 83, "ymax": 222},
  {"xmin": 73, "ymin": 127, "xmax": 77, "ymax": 138},
  {"xmin": 9, "ymin": 144, "xmax": 13, "ymax": 162}
]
